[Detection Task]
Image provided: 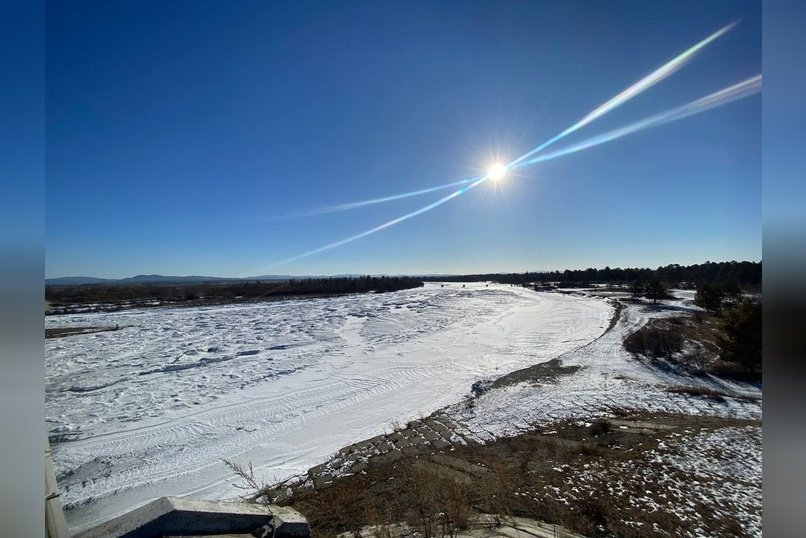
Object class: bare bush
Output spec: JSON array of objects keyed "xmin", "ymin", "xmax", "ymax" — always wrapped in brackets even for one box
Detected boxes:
[
  {"xmin": 623, "ymin": 326, "xmax": 682, "ymax": 359},
  {"xmin": 363, "ymin": 505, "xmax": 394, "ymax": 538},
  {"xmin": 223, "ymin": 459, "xmax": 266, "ymax": 501},
  {"xmin": 685, "ymin": 343, "xmax": 710, "ymax": 373},
  {"xmin": 402, "ymin": 461, "xmax": 471, "ymax": 538}
]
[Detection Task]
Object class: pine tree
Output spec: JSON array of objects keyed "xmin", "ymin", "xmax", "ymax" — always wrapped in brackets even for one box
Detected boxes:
[
  {"xmin": 630, "ymin": 281, "xmax": 644, "ymax": 301},
  {"xmin": 695, "ymin": 283, "xmax": 724, "ymax": 314},
  {"xmin": 717, "ymin": 299, "xmax": 761, "ymax": 375},
  {"xmin": 645, "ymin": 279, "xmax": 666, "ymax": 304}
]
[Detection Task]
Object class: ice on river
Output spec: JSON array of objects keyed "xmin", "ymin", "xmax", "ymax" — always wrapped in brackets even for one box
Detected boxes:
[{"xmin": 46, "ymin": 282, "xmax": 612, "ymax": 532}]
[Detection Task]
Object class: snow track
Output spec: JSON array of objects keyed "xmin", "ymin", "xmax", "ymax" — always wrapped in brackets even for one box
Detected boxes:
[
  {"xmin": 46, "ymin": 283, "xmax": 612, "ymax": 532},
  {"xmin": 451, "ymin": 292, "xmax": 762, "ymax": 439}
]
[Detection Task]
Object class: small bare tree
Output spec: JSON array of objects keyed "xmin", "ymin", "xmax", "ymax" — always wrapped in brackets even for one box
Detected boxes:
[{"xmin": 223, "ymin": 459, "xmax": 266, "ymax": 501}]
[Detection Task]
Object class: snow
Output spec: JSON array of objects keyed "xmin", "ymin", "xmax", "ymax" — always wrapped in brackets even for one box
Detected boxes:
[
  {"xmin": 543, "ymin": 426, "xmax": 762, "ymax": 536},
  {"xmin": 46, "ymin": 283, "xmax": 762, "ymax": 533},
  {"xmin": 447, "ymin": 291, "xmax": 761, "ymax": 441},
  {"xmin": 47, "ymin": 282, "xmax": 612, "ymax": 532}
]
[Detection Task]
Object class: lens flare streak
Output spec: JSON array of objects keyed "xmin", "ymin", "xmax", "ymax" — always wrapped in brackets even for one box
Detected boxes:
[
  {"xmin": 279, "ymin": 177, "xmax": 479, "ymax": 218},
  {"xmin": 515, "ymin": 75, "xmax": 762, "ymax": 168},
  {"xmin": 278, "ymin": 22, "xmax": 736, "ymax": 220},
  {"xmin": 265, "ymin": 75, "xmax": 759, "ymax": 269},
  {"xmin": 257, "ymin": 22, "xmax": 751, "ymax": 270},
  {"xmin": 273, "ymin": 176, "xmax": 489, "ymax": 265},
  {"xmin": 508, "ymin": 21, "xmax": 737, "ymax": 167}
]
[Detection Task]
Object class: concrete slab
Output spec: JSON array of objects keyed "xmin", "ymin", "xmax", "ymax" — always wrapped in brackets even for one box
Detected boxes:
[
  {"xmin": 422, "ymin": 430, "xmax": 441, "ymax": 442},
  {"xmin": 46, "ymin": 443, "xmax": 70, "ymax": 538},
  {"xmin": 432, "ymin": 439, "xmax": 451, "ymax": 450},
  {"xmin": 75, "ymin": 497, "xmax": 309, "ymax": 538},
  {"xmin": 270, "ymin": 505, "xmax": 311, "ymax": 538},
  {"xmin": 371, "ymin": 449, "xmax": 403, "ymax": 464}
]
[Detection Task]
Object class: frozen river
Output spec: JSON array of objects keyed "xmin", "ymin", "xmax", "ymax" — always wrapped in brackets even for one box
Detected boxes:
[{"xmin": 46, "ymin": 282, "xmax": 612, "ymax": 531}]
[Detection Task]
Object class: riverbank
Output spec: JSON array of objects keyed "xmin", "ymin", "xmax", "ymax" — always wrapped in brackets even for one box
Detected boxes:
[
  {"xmin": 49, "ymin": 283, "xmax": 612, "ymax": 533},
  {"xmin": 249, "ymin": 288, "xmax": 761, "ymax": 536}
]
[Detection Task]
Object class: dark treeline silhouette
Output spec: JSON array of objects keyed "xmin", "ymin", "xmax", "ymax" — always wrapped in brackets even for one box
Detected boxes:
[
  {"xmin": 46, "ymin": 276, "xmax": 424, "ymax": 313},
  {"xmin": 716, "ymin": 299, "xmax": 762, "ymax": 379},
  {"xmin": 421, "ymin": 261, "xmax": 761, "ymax": 290}
]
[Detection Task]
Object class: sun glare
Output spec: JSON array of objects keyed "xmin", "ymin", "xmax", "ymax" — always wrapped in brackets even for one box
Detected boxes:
[{"xmin": 488, "ymin": 163, "xmax": 508, "ymax": 181}]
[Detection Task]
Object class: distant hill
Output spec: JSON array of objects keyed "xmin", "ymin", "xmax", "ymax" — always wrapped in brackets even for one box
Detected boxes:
[
  {"xmin": 118, "ymin": 274, "xmax": 232, "ymax": 284},
  {"xmin": 45, "ymin": 276, "xmax": 117, "ymax": 286},
  {"xmin": 250, "ymin": 274, "xmax": 316, "ymax": 281},
  {"xmin": 46, "ymin": 274, "xmax": 300, "ymax": 286}
]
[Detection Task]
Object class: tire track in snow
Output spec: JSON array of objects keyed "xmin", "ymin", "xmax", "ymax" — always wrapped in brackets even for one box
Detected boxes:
[{"xmin": 50, "ymin": 283, "xmax": 613, "ymax": 532}]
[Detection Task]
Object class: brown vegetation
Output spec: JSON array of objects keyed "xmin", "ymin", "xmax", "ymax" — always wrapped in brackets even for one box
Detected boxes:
[
  {"xmin": 244, "ymin": 414, "xmax": 757, "ymax": 538},
  {"xmin": 623, "ymin": 325, "xmax": 683, "ymax": 359},
  {"xmin": 667, "ymin": 385, "xmax": 729, "ymax": 402},
  {"xmin": 45, "ymin": 326, "xmax": 123, "ymax": 339},
  {"xmin": 622, "ymin": 307, "xmax": 761, "ymax": 382}
]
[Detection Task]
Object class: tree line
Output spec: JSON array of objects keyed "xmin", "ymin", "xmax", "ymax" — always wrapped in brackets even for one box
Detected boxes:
[
  {"xmin": 46, "ymin": 276, "xmax": 424, "ymax": 310},
  {"xmin": 692, "ymin": 279, "xmax": 761, "ymax": 378},
  {"xmin": 421, "ymin": 261, "xmax": 761, "ymax": 290}
]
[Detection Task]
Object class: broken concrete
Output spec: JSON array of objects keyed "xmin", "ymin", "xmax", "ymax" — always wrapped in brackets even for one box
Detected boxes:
[{"xmin": 268, "ymin": 505, "xmax": 312, "ymax": 538}]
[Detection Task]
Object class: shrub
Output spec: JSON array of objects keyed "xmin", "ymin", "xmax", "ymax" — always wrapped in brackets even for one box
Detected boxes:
[
  {"xmin": 645, "ymin": 278, "xmax": 668, "ymax": 304},
  {"xmin": 717, "ymin": 299, "xmax": 761, "ymax": 378},
  {"xmin": 694, "ymin": 283, "xmax": 724, "ymax": 314},
  {"xmin": 588, "ymin": 420, "xmax": 610, "ymax": 437},
  {"xmin": 623, "ymin": 326, "xmax": 683, "ymax": 359}
]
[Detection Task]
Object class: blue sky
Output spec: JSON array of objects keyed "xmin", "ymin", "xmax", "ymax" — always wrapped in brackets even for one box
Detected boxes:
[{"xmin": 46, "ymin": 0, "xmax": 761, "ymax": 278}]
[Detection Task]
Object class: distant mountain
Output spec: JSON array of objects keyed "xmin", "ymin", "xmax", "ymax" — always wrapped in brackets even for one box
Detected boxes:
[
  {"xmin": 44, "ymin": 276, "xmax": 116, "ymax": 286},
  {"xmin": 249, "ymin": 275, "xmax": 306, "ymax": 281},
  {"xmin": 46, "ymin": 274, "xmax": 313, "ymax": 286},
  {"xmin": 117, "ymin": 274, "xmax": 232, "ymax": 284}
]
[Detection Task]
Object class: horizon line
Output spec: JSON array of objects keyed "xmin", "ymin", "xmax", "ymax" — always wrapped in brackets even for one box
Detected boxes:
[{"xmin": 45, "ymin": 258, "xmax": 762, "ymax": 282}]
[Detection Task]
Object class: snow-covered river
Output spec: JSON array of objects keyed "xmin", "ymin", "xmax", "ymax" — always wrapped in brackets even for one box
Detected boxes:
[{"xmin": 46, "ymin": 282, "xmax": 613, "ymax": 532}]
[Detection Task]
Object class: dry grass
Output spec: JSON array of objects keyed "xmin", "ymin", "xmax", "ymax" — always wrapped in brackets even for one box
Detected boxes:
[
  {"xmin": 667, "ymin": 385, "xmax": 730, "ymax": 402},
  {"xmin": 259, "ymin": 413, "xmax": 759, "ymax": 538},
  {"xmin": 402, "ymin": 461, "xmax": 471, "ymax": 537},
  {"xmin": 622, "ymin": 311, "xmax": 763, "ymax": 383}
]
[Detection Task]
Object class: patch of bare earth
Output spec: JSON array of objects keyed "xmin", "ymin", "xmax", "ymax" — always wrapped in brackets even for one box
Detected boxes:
[
  {"xmin": 250, "ymin": 413, "xmax": 760, "ymax": 538},
  {"xmin": 45, "ymin": 326, "xmax": 123, "ymax": 339}
]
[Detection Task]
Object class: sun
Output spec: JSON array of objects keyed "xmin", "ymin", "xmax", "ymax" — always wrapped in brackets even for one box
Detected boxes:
[{"xmin": 488, "ymin": 163, "xmax": 508, "ymax": 181}]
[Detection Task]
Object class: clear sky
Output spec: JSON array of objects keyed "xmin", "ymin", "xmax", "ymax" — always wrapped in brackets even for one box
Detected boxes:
[{"xmin": 46, "ymin": 0, "xmax": 761, "ymax": 278}]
